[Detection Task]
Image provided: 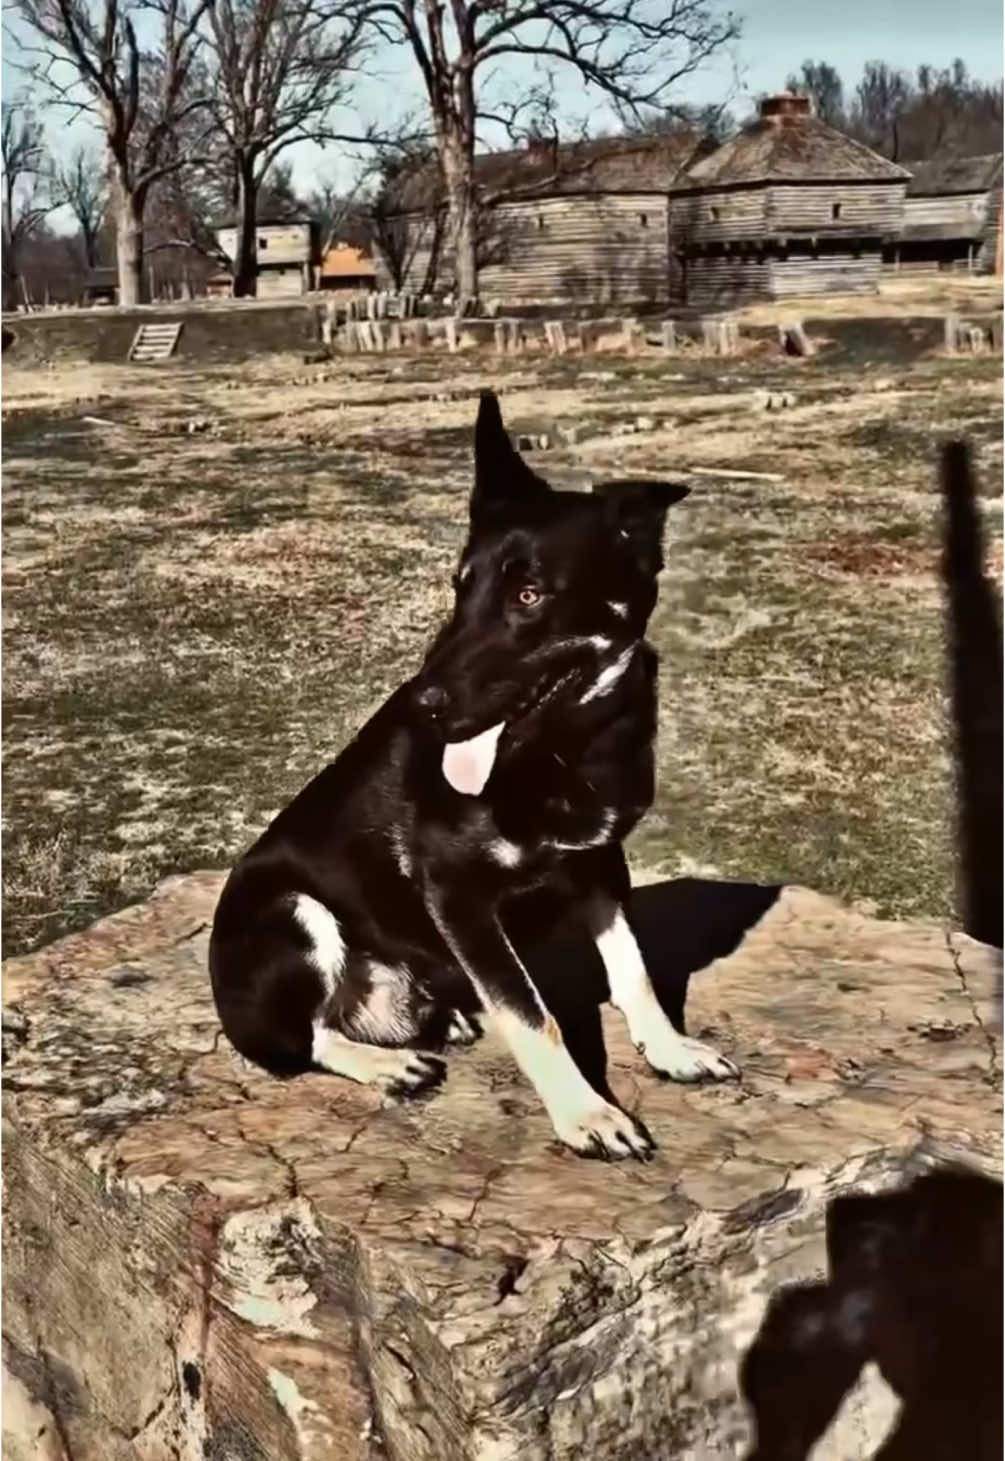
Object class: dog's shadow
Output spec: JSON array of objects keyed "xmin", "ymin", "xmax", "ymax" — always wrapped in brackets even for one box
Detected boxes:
[{"xmin": 512, "ymin": 876, "xmax": 781, "ymax": 1102}]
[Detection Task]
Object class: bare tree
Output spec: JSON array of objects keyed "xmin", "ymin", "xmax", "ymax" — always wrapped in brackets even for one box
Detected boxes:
[
  {"xmin": 1, "ymin": 101, "xmax": 53, "ymax": 309},
  {"xmin": 50, "ymin": 144, "xmax": 108, "ymax": 266},
  {"xmin": 901, "ymin": 61, "xmax": 1003, "ymax": 160},
  {"xmin": 306, "ymin": 168, "xmax": 373, "ymax": 251},
  {"xmin": 848, "ymin": 60, "xmax": 911, "ymax": 160},
  {"xmin": 13, "ymin": 0, "xmax": 213, "ymax": 305},
  {"xmin": 365, "ymin": 0, "xmax": 740, "ymax": 301},
  {"xmin": 367, "ymin": 142, "xmax": 442, "ymax": 289},
  {"xmin": 785, "ymin": 59, "xmax": 845, "ymax": 128},
  {"xmin": 619, "ymin": 98, "xmax": 734, "ymax": 143},
  {"xmin": 202, "ymin": 0, "xmax": 368, "ymax": 296}
]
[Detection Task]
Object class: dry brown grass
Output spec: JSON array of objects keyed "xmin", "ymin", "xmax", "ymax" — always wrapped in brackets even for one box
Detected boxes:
[{"xmin": 2, "ymin": 298, "xmax": 1002, "ymax": 956}]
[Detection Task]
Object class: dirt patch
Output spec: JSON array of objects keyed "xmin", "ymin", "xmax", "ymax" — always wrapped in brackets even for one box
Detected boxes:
[
  {"xmin": 2, "ymin": 300, "xmax": 1002, "ymax": 956},
  {"xmin": 803, "ymin": 534, "xmax": 937, "ymax": 579}
]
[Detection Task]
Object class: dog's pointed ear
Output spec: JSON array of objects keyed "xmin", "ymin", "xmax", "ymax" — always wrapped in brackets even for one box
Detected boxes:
[
  {"xmin": 596, "ymin": 479, "xmax": 690, "ymax": 563},
  {"xmin": 471, "ymin": 389, "xmax": 548, "ymax": 522}
]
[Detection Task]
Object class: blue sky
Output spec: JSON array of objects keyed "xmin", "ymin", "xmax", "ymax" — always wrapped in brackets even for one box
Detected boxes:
[{"xmin": 3, "ymin": 0, "xmax": 1002, "ymax": 219}]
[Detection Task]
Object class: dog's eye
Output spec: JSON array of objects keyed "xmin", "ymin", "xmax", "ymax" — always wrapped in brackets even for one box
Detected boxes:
[{"xmin": 516, "ymin": 586, "xmax": 542, "ymax": 607}]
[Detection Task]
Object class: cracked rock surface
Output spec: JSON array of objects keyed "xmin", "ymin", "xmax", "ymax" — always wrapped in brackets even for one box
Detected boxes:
[{"xmin": 2, "ymin": 872, "xmax": 1000, "ymax": 1460}]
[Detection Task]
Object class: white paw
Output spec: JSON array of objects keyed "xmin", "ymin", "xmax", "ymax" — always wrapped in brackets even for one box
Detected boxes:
[
  {"xmin": 445, "ymin": 1009, "xmax": 482, "ymax": 1045},
  {"xmin": 550, "ymin": 1096, "xmax": 655, "ymax": 1160},
  {"xmin": 379, "ymin": 1050, "xmax": 447, "ymax": 1100},
  {"xmin": 638, "ymin": 1026, "xmax": 740, "ymax": 1083}
]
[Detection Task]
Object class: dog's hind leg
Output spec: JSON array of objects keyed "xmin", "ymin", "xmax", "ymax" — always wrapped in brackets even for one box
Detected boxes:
[
  {"xmin": 588, "ymin": 897, "xmax": 740, "ymax": 1083},
  {"xmin": 293, "ymin": 895, "xmax": 446, "ymax": 1097},
  {"xmin": 310, "ymin": 1023, "xmax": 446, "ymax": 1098}
]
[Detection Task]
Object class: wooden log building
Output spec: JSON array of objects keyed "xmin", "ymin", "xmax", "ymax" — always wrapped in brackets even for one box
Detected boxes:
[
  {"xmin": 887, "ymin": 153, "xmax": 1004, "ymax": 273},
  {"xmin": 213, "ymin": 214, "xmax": 320, "ymax": 297},
  {"xmin": 377, "ymin": 132, "xmax": 713, "ymax": 307},
  {"xmin": 668, "ymin": 94, "xmax": 910, "ymax": 308}
]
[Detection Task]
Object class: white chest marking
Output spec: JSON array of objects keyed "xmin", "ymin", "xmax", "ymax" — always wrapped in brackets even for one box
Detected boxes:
[
  {"xmin": 489, "ymin": 838, "xmax": 523, "ymax": 868},
  {"xmin": 548, "ymin": 808, "xmax": 618, "ymax": 851},
  {"xmin": 389, "ymin": 826, "xmax": 412, "ymax": 879},
  {"xmin": 579, "ymin": 645, "xmax": 636, "ymax": 705}
]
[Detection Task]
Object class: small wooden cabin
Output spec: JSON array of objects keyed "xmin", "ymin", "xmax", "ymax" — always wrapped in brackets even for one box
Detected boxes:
[
  {"xmin": 214, "ymin": 214, "xmax": 319, "ymax": 297},
  {"xmin": 79, "ymin": 267, "xmax": 118, "ymax": 307},
  {"xmin": 669, "ymin": 94, "xmax": 910, "ymax": 307},
  {"xmin": 319, "ymin": 243, "xmax": 377, "ymax": 293},
  {"xmin": 379, "ymin": 132, "xmax": 712, "ymax": 307},
  {"xmin": 890, "ymin": 154, "xmax": 1003, "ymax": 273}
]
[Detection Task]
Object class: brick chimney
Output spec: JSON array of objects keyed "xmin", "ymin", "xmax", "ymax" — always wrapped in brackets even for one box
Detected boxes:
[{"xmin": 760, "ymin": 93, "xmax": 811, "ymax": 122}]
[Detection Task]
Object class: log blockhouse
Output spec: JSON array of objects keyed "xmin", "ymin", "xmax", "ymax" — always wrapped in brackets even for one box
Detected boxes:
[
  {"xmin": 377, "ymin": 133, "xmax": 713, "ymax": 307},
  {"xmin": 668, "ymin": 94, "xmax": 911, "ymax": 308},
  {"xmin": 888, "ymin": 154, "xmax": 1004, "ymax": 274}
]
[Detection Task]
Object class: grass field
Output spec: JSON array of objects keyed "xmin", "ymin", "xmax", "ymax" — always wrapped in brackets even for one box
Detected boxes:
[{"xmin": 3, "ymin": 283, "xmax": 1002, "ymax": 958}]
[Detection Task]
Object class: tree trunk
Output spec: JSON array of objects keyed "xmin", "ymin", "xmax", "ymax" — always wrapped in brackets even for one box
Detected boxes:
[
  {"xmin": 83, "ymin": 225, "xmax": 99, "ymax": 270},
  {"xmin": 114, "ymin": 179, "xmax": 144, "ymax": 307},
  {"xmin": 441, "ymin": 135, "xmax": 477, "ymax": 308},
  {"xmin": 233, "ymin": 160, "xmax": 258, "ymax": 298}
]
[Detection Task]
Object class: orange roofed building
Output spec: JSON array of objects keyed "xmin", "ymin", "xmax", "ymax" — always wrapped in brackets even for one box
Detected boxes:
[{"xmin": 319, "ymin": 243, "xmax": 377, "ymax": 293}]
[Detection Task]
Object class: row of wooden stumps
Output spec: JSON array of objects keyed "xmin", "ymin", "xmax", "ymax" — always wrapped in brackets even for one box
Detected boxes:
[
  {"xmin": 342, "ymin": 291, "xmax": 421, "ymax": 322},
  {"xmin": 330, "ymin": 313, "xmax": 751, "ymax": 357},
  {"xmin": 944, "ymin": 313, "xmax": 1003, "ymax": 355}
]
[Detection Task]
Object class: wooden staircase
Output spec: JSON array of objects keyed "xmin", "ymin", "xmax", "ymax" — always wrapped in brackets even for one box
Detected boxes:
[{"xmin": 127, "ymin": 321, "xmax": 183, "ymax": 363}]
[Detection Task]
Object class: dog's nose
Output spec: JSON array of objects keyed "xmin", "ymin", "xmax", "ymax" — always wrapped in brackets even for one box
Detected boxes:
[{"xmin": 414, "ymin": 684, "xmax": 449, "ymax": 717}]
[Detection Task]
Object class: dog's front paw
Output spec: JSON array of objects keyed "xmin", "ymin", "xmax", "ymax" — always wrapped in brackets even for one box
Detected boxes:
[
  {"xmin": 550, "ymin": 1097, "xmax": 655, "ymax": 1161},
  {"xmin": 639, "ymin": 1027, "xmax": 740, "ymax": 1084},
  {"xmin": 382, "ymin": 1051, "xmax": 447, "ymax": 1101}
]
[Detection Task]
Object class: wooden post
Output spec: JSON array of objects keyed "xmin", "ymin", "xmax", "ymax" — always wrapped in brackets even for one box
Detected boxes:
[
  {"xmin": 494, "ymin": 321, "xmax": 507, "ymax": 354},
  {"xmin": 321, "ymin": 299, "xmax": 336, "ymax": 346},
  {"xmin": 779, "ymin": 321, "xmax": 812, "ymax": 357},
  {"xmin": 372, "ymin": 320, "xmax": 386, "ymax": 351},
  {"xmin": 660, "ymin": 320, "xmax": 676, "ymax": 351},
  {"xmin": 944, "ymin": 315, "xmax": 959, "ymax": 353},
  {"xmin": 444, "ymin": 317, "xmax": 458, "ymax": 352},
  {"xmin": 388, "ymin": 320, "xmax": 403, "ymax": 350}
]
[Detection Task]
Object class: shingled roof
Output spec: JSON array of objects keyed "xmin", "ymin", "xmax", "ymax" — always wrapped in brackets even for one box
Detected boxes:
[
  {"xmin": 388, "ymin": 131, "xmax": 712, "ymax": 213},
  {"xmin": 904, "ymin": 153, "xmax": 1004, "ymax": 196},
  {"xmin": 674, "ymin": 94, "xmax": 911, "ymax": 191}
]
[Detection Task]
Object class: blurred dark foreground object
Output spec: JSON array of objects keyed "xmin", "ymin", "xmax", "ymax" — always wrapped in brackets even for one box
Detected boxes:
[
  {"xmin": 941, "ymin": 439, "xmax": 1003, "ymax": 955},
  {"xmin": 741, "ymin": 1166, "xmax": 1003, "ymax": 1460},
  {"xmin": 739, "ymin": 440, "xmax": 1003, "ymax": 1459}
]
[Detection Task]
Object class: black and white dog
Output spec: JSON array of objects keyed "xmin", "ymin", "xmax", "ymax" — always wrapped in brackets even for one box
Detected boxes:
[{"xmin": 209, "ymin": 390, "xmax": 738, "ymax": 1159}]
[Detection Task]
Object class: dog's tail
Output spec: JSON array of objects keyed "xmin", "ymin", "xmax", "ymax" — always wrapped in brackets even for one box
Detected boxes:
[{"xmin": 940, "ymin": 441, "xmax": 1003, "ymax": 967}]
